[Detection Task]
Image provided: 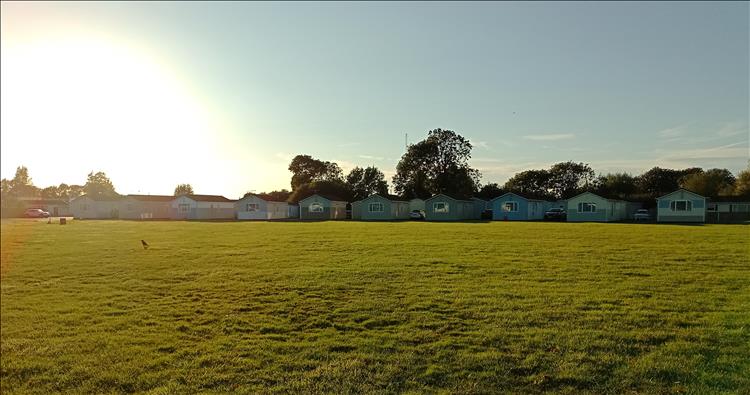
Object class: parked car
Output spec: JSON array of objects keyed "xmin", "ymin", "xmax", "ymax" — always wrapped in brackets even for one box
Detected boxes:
[
  {"xmin": 24, "ymin": 208, "xmax": 50, "ymax": 218},
  {"xmin": 480, "ymin": 209, "xmax": 493, "ymax": 220},
  {"xmin": 544, "ymin": 207, "xmax": 567, "ymax": 221},
  {"xmin": 409, "ymin": 209, "xmax": 425, "ymax": 220},
  {"xmin": 633, "ymin": 209, "xmax": 651, "ymax": 221}
]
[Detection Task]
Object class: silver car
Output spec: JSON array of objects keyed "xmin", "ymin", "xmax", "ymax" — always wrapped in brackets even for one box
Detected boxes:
[{"xmin": 633, "ymin": 209, "xmax": 650, "ymax": 221}]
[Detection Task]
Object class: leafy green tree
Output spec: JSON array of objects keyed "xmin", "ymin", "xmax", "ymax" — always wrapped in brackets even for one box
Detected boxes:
[
  {"xmin": 595, "ymin": 172, "xmax": 638, "ymax": 199},
  {"xmin": 287, "ymin": 180, "xmax": 354, "ymax": 203},
  {"xmin": 84, "ymin": 171, "xmax": 117, "ymax": 197},
  {"xmin": 476, "ymin": 183, "xmax": 505, "ymax": 200},
  {"xmin": 547, "ymin": 161, "xmax": 596, "ymax": 199},
  {"xmin": 734, "ymin": 164, "xmax": 750, "ymax": 197},
  {"xmin": 288, "ymin": 155, "xmax": 343, "ymax": 190},
  {"xmin": 9, "ymin": 166, "xmax": 39, "ymax": 198},
  {"xmin": 393, "ymin": 128, "xmax": 480, "ymax": 199},
  {"xmin": 346, "ymin": 166, "xmax": 388, "ymax": 201},
  {"xmin": 503, "ymin": 169, "xmax": 553, "ymax": 199},
  {"xmin": 174, "ymin": 184, "xmax": 194, "ymax": 196},
  {"xmin": 679, "ymin": 168, "xmax": 736, "ymax": 198}
]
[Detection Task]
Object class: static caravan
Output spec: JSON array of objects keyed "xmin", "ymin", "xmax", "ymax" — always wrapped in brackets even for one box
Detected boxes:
[
  {"xmin": 120, "ymin": 195, "xmax": 173, "ymax": 219},
  {"xmin": 18, "ymin": 198, "xmax": 71, "ymax": 217},
  {"xmin": 352, "ymin": 194, "xmax": 410, "ymax": 220},
  {"xmin": 171, "ymin": 194, "xmax": 235, "ymax": 220},
  {"xmin": 236, "ymin": 194, "xmax": 295, "ymax": 220},
  {"xmin": 490, "ymin": 192, "xmax": 551, "ymax": 221},
  {"xmin": 656, "ymin": 189, "xmax": 706, "ymax": 223},
  {"xmin": 299, "ymin": 194, "xmax": 348, "ymax": 220},
  {"xmin": 567, "ymin": 191, "xmax": 630, "ymax": 222},
  {"xmin": 70, "ymin": 194, "xmax": 122, "ymax": 219},
  {"xmin": 706, "ymin": 198, "xmax": 750, "ymax": 223},
  {"xmin": 424, "ymin": 194, "xmax": 475, "ymax": 221},
  {"xmin": 471, "ymin": 198, "xmax": 488, "ymax": 219}
]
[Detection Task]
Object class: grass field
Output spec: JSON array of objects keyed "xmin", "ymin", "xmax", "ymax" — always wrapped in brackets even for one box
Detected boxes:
[{"xmin": 1, "ymin": 219, "xmax": 748, "ymax": 394}]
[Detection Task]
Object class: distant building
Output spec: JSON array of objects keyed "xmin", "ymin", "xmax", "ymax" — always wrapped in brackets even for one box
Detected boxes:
[
  {"xmin": 656, "ymin": 189, "xmax": 706, "ymax": 223},
  {"xmin": 170, "ymin": 194, "xmax": 235, "ymax": 220},
  {"xmin": 351, "ymin": 194, "xmax": 410, "ymax": 220},
  {"xmin": 706, "ymin": 197, "xmax": 749, "ymax": 223},
  {"xmin": 17, "ymin": 198, "xmax": 71, "ymax": 217},
  {"xmin": 70, "ymin": 194, "xmax": 122, "ymax": 219},
  {"xmin": 120, "ymin": 195, "xmax": 173, "ymax": 219},
  {"xmin": 567, "ymin": 191, "xmax": 631, "ymax": 222},
  {"xmin": 424, "ymin": 194, "xmax": 475, "ymax": 221},
  {"xmin": 489, "ymin": 192, "xmax": 551, "ymax": 221},
  {"xmin": 299, "ymin": 194, "xmax": 348, "ymax": 220},
  {"xmin": 235, "ymin": 194, "xmax": 297, "ymax": 220}
]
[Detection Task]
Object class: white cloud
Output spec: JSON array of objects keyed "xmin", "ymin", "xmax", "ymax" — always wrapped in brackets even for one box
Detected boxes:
[
  {"xmin": 522, "ymin": 133, "xmax": 575, "ymax": 141},
  {"xmin": 657, "ymin": 124, "xmax": 690, "ymax": 138},
  {"xmin": 358, "ymin": 154, "xmax": 385, "ymax": 161}
]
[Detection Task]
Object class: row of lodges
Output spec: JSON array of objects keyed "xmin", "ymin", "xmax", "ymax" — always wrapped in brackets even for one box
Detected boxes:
[{"xmin": 11, "ymin": 189, "xmax": 749, "ymax": 223}]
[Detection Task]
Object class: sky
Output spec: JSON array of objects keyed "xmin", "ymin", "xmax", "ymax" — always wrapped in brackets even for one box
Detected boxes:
[{"xmin": 1, "ymin": 1, "xmax": 748, "ymax": 198}]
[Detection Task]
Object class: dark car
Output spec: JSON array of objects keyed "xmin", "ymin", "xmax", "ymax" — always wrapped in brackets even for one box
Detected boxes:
[
  {"xmin": 544, "ymin": 207, "xmax": 566, "ymax": 221},
  {"xmin": 480, "ymin": 209, "xmax": 493, "ymax": 220}
]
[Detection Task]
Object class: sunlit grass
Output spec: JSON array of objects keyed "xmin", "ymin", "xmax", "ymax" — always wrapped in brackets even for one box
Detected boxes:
[{"xmin": 1, "ymin": 219, "xmax": 748, "ymax": 393}]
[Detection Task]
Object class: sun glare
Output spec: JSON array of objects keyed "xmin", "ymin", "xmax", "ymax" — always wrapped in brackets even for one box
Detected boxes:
[{"xmin": 1, "ymin": 35, "xmax": 228, "ymax": 192}]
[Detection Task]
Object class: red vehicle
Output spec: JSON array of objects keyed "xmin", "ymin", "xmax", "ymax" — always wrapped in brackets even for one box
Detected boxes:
[{"xmin": 24, "ymin": 208, "xmax": 50, "ymax": 218}]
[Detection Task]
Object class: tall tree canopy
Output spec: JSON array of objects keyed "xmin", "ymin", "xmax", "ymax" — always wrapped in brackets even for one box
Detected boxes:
[
  {"xmin": 83, "ymin": 171, "xmax": 117, "ymax": 197},
  {"xmin": 734, "ymin": 164, "xmax": 750, "ymax": 197},
  {"xmin": 8, "ymin": 166, "xmax": 39, "ymax": 198},
  {"xmin": 476, "ymin": 183, "xmax": 505, "ymax": 200},
  {"xmin": 287, "ymin": 180, "xmax": 353, "ymax": 203},
  {"xmin": 635, "ymin": 167, "xmax": 702, "ymax": 198},
  {"xmin": 679, "ymin": 168, "xmax": 736, "ymax": 198},
  {"xmin": 503, "ymin": 169, "xmax": 553, "ymax": 199},
  {"xmin": 392, "ymin": 128, "xmax": 480, "ymax": 199},
  {"xmin": 595, "ymin": 172, "xmax": 638, "ymax": 199},
  {"xmin": 288, "ymin": 155, "xmax": 343, "ymax": 190},
  {"xmin": 346, "ymin": 166, "xmax": 388, "ymax": 201},
  {"xmin": 174, "ymin": 184, "xmax": 194, "ymax": 196},
  {"xmin": 547, "ymin": 161, "xmax": 596, "ymax": 199}
]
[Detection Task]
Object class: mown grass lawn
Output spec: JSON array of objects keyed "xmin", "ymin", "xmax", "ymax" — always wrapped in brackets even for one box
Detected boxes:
[{"xmin": 1, "ymin": 219, "xmax": 748, "ymax": 394}]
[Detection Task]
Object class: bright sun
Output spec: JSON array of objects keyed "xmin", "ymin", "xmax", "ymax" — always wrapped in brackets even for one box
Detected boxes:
[{"xmin": 1, "ymin": 34, "xmax": 228, "ymax": 193}]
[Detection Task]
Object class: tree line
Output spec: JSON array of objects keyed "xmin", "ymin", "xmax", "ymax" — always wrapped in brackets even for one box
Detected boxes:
[{"xmin": 2, "ymin": 128, "xmax": 749, "ymax": 212}]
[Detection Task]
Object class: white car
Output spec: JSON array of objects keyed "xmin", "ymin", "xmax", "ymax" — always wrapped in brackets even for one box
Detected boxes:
[
  {"xmin": 409, "ymin": 210, "xmax": 425, "ymax": 220},
  {"xmin": 633, "ymin": 209, "xmax": 650, "ymax": 221},
  {"xmin": 24, "ymin": 208, "xmax": 50, "ymax": 218}
]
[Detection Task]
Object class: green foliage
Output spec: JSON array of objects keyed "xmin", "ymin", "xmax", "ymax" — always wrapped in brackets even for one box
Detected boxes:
[
  {"xmin": 734, "ymin": 165, "xmax": 750, "ymax": 197},
  {"xmin": 679, "ymin": 169, "xmax": 736, "ymax": 198},
  {"xmin": 83, "ymin": 171, "xmax": 118, "ymax": 197},
  {"xmin": 346, "ymin": 166, "xmax": 388, "ymax": 201},
  {"xmin": 173, "ymin": 184, "xmax": 194, "ymax": 196},
  {"xmin": 1, "ymin": 220, "xmax": 748, "ymax": 393},
  {"xmin": 393, "ymin": 128, "xmax": 481, "ymax": 199},
  {"xmin": 476, "ymin": 183, "xmax": 504, "ymax": 200},
  {"xmin": 595, "ymin": 172, "xmax": 638, "ymax": 199},
  {"xmin": 288, "ymin": 155, "xmax": 344, "ymax": 191},
  {"xmin": 504, "ymin": 169, "xmax": 553, "ymax": 199},
  {"xmin": 287, "ymin": 180, "xmax": 354, "ymax": 203}
]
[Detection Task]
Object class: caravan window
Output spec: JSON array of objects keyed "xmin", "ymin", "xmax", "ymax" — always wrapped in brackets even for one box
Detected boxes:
[
  {"xmin": 670, "ymin": 200, "xmax": 692, "ymax": 211},
  {"xmin": 433, "ymin": 202, "xmax": 449, "ymax": 213},
  {"xmin": 503, "ymin": 202, "xmax": 518, "ymax": 212},
  {"xmin": 246, "ymin": 203, "xmax": 259, "ymax": 212},
  {"xmin": 178, "ymin": 204, "xmax": 190, "ymax": 213},
  {"xmin": 578, "ymin": 202, "xmax": 596, "ymax": 213},
  {"xmin": 310, "ymin": 202, "xmax": 323, "ymax": 213},
  {"xmin": 368, "ymin": 202, "xmax": 384, "ymax": 212}
]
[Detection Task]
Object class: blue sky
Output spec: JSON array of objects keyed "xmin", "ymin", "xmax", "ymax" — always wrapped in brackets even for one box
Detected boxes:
[{"xmin": 1, "ymin": 1, "xmax": 747, "ymax": 197}]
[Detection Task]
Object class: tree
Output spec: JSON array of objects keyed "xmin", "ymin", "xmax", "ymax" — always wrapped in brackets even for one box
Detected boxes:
[
  {"xmin": 392, "ymin": 128, "xmax": 481, "ymax": 199},
  {"xmin": 346, "ymin": 166, "xmax": 388, "ymax": 201},
  {"xmin": 84, "ymin": 171, "xmax": 117, "ymax": 197},
  {"xmin": 9, "ymin": 166, "xmax": 39, "ymax": 198},
  {"xmin": 547, "ymin": 161, "xmax": 596, "ymax": 199},
  {"xmin": 476, "ymin": 183, "xmax": 505, "ymax": 200},
  {"xmin": 503, "ymin": 169, "xmax": 553, "ymax": 199},
  {"xmin": 734, "ymin": 165, "xmax": 750, "ymax": 197},
  {"xmin": 288, "ymin": 155, "xmax": 343, "ymax": 190},
  {"xmin": 636, "ymin": 167, "xmax": 684, "ymax": 198},
  {"xmin": 243, "ymin": 189, "xmax": 292, "ymax": 202},
  {"xmin": 174, "ymin": 184, "xmax": 194, "ymax": 196},
  {"xmin": 679, "ymin": 168, "xmax": 736, "ymax": 198},
  {"xmin": 287, "ymin": 180, "xmax": 354, "ymax": 203},
  {"xmin": 595, "ymin": 172, "xmax": 638, "ymax": 199}
]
